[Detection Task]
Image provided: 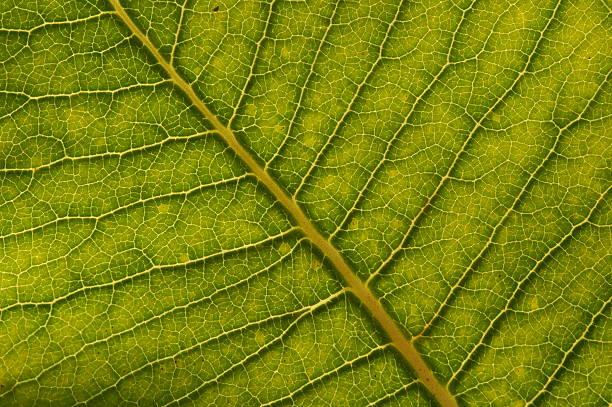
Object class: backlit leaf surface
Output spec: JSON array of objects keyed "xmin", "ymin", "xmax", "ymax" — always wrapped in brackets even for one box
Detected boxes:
[{"xmin": 0, "ymin": 0, "xmax": 610, "ymax": 406}]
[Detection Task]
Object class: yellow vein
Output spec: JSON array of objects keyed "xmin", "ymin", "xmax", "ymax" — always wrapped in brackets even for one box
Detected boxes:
[
  {"xmin": 107, "ymin": 1, "xmax": 458, "ymax": 406},
  {"xmin": 0, "ymin": 237, "xmax": 309, "ymax": 399},
  {"xmin": 451, "ymin": 185, "xmax": 610, "ymax": 388},
  {"xmin": 526, "ymin": 296, "xmax": 611, "ymax": 407}
]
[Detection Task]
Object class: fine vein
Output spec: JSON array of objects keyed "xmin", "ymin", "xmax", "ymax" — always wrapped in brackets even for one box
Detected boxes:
[{"xmin": 107, "ymin": 1, "xmax": 458, "ymax": 406}]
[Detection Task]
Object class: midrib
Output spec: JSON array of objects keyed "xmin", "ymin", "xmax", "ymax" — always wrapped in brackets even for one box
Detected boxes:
[{"xmin": 107, "ymin": 1, "xmax": 458, "ymax": 406}]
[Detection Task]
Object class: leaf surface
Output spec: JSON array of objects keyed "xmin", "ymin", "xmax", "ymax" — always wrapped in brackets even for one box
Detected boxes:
[{"xmin": 0, "ymin": 0, "xmax": 610, "ymax": 406}]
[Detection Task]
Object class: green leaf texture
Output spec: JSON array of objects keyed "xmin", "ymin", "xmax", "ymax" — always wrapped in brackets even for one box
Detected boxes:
[{"xmin": 0, "ymin": 0, "xmax": 610, "ymax": 406}]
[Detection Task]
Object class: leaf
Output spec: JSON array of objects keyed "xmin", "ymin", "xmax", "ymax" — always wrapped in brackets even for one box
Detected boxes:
[{"xmin": 0, "ymin": 0, "xmax": 609, "ymax": 406}]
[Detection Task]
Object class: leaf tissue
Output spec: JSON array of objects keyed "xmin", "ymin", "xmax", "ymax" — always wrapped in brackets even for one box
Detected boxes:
[{"xmin": 0, "ymin": 0, "xmax": 610, "ymax": 406}]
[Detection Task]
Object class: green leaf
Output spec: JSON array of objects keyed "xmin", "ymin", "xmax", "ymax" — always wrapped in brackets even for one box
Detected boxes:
[{"xmin": 0, "ymin": 0, "xmax": 609, "ymax": 406}]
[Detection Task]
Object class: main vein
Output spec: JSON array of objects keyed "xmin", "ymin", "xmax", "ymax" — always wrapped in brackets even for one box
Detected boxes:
[{"xmin": 107, "ymin": 1, "xmax": 458, "ymax": 406}]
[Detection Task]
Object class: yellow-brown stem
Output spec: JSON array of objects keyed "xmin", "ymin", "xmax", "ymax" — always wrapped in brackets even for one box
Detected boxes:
[{"xmin": 107, "ymin": 1, "xmax": 458, "ymax": 405}]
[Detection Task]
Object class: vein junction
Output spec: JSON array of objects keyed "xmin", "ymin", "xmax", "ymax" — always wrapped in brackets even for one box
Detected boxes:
[{"xmin": 107, "ymin": 0, "xmax": 458, "ymax": 405}]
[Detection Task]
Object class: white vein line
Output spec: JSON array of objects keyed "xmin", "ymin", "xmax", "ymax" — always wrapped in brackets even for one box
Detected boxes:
[
  {"xmin": 366, "ymin": 0, "xmax": 564, "ymax": 285},
  {"xmin": 0, "ymin": 226, "xmax": 298, "ymax": 315},
  {"xmin": 0, "ymin": 130, "xmax": 216, "ymax": 173},
  {"xmin": 456, "ymin": 296, "xmax": 611, "ymax": 403},
  {"xmin": 261, "ymin": 343, "xmax": 391, "ymax": 406},
  {"xmin": 85, "ymin": 290, "xmax": 347, "ymax": 406},
  {"xmin": 264, "ymin": 0, "xmax": 343, "ymax": 169},
  {"xmin": 227, "ymin": 0, "xmax": 279, "ymax": 130},
  {"xmin": 328, "ymin": 0, "xmax": 478, "ymax": 240},
  {"xmin": 0, "ymin": 237, "xmax": 307, "ymax": 398},
  {"xmin": 452, "ymin": 183, "xmax": 610, "ymax": 388},
  {"xmin": 0, "ymin": 11, "xmax": 115, "ymax": 34},
  {"xmin": 365, "ymin": 378, "xmax": 420, "ymax": 407},
  {"xmin": 0, "ymin": 100, "xmax": 29, "ymax": 121},
  {"xmin": 170, "ymin": 0, "xmax": 189, "ymax": 65},
  {"xmin": 292, "ymin": 0, "xmax": 406, "ymax": 198},
  {"xmin": 0, "ymin": 221, "xmax": 298, "ymax": 313},
  {"xmin": 0, "ymin": 79, "xmax": 170, "ymax": 101},
  {"xmin": 0, "ymin": 173, "xmax": 248, "ymax": 240},
  {"xmin": 418, "ymin": 66, "xmax": 611, "ymax": 342},
  {"xmin": 0, "ymin": 238, "xmax": 304, "ymax": 399}
]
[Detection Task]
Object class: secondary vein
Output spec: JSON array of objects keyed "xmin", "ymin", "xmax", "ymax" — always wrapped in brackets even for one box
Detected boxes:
[{"xmin": 107, "ymin": 1, "xmax": 458, "ymax": 406}]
